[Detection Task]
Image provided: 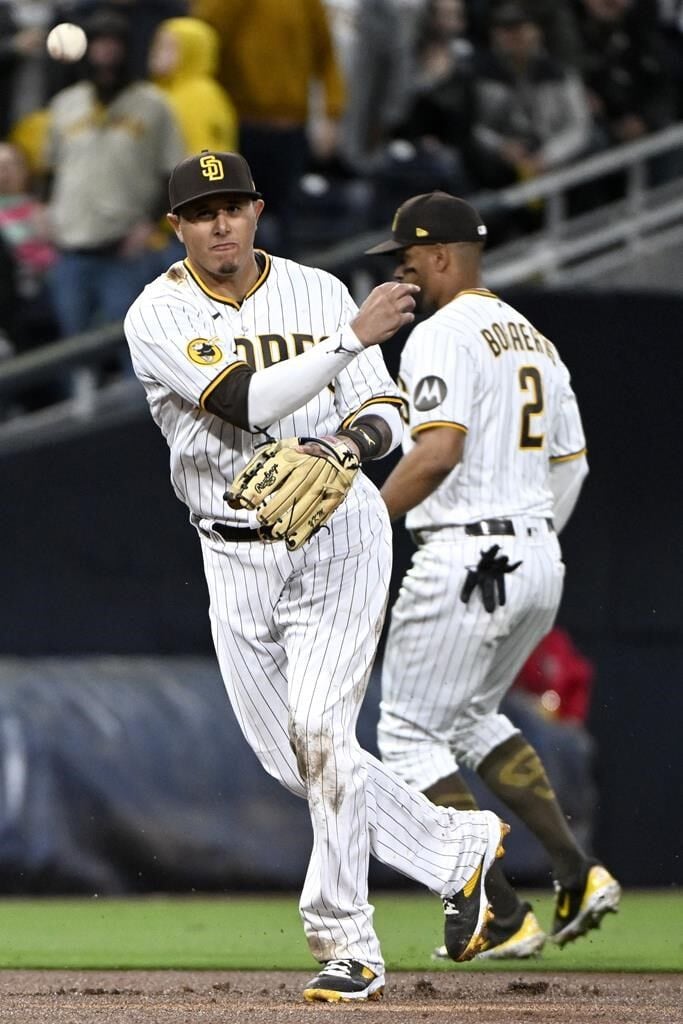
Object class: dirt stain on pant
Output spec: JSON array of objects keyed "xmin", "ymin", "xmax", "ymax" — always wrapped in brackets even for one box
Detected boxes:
[{"xmin": 288, "ymin": 720, "xmax": 346, "ymax": 812}]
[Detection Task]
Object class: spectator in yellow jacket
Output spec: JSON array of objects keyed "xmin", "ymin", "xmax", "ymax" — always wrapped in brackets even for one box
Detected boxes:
[
  {"xmin": 191, "ymin": 0, "xmax": 345, "ymax": 253},
  {"xmin": 148, "ymin": 16, "xmax": 238, "ymax": 155}
]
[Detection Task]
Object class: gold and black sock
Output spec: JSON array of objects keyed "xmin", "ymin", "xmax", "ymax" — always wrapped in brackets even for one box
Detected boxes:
[{"xmin": 478, "ymin": 733, "xmax": 587, "ymax": 888}]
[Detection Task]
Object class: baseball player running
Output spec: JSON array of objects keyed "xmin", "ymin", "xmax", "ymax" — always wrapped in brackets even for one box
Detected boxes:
[
  {"xmin": 367, "ymin": 191, "xmax": 621, "ymax": 960},
  {"xmin": 124, "ymin": 153, "xmax": 509, "ymax": 1002}
]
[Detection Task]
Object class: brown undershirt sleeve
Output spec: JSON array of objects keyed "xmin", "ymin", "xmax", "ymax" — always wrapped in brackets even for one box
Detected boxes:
[{"xmin": 201, "ymin": 362, "xmax": 254, "ymax": 431}]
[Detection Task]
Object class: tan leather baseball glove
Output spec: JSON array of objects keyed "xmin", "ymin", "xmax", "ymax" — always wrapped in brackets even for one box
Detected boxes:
[{"xmin": 225, "ymin": 436, "xmax": 360, "ymax": 550}]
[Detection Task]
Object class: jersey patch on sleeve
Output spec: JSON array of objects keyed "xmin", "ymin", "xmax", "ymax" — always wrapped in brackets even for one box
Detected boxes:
[
  {"xmin": 187, "ymin": 337, "xmax": 223, "ymax": 365},
  {"xmin": 414, "ymin": 375, "xmax": 447, "ymax": 411}
]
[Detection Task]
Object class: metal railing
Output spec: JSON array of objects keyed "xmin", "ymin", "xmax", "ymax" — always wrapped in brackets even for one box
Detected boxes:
[
  {"xmin": 309, "ymin": 121, "xmax": 683, "ymax": 295},
  {"xmin": 0, "ymin": 322, "xmax": 123, "ymax": 398},
  {"xmin": 1, "ymin": 122, "xmax": 682, "ymax": 454},
  {"xmin": 0, "ymin": 324, "xmax": 145, "ymax": 455},
  {"xmin": 481, "ymin": 122, "xmax": 683, "ymax": 288}
]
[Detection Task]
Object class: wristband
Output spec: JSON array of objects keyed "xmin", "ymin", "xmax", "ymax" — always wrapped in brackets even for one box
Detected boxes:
[{"xmin": 337, "ymin": 421, "xmax": 384, "ymax": 461}]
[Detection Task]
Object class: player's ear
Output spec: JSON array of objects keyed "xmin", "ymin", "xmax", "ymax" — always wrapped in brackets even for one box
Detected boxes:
[
  {"xmin": 432, "ymin": 244, "xmax": 450, "ymax": 271},
  {"xmin": 167, "ymin": 211, "xmax": 182, "ymax": 241},
  {"xmin": 253, "ymin": 197, "xmax": 265, "ymax": 225}
]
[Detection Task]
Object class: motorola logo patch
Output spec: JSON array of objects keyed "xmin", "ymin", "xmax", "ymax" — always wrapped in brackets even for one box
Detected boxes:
[{"xmin": 414, "ymin": 375, "xmax": 447, "ymax": 411}]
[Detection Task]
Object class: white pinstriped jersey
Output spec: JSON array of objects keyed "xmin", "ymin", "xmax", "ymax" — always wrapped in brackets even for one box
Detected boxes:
[
  {"xmin": 124, "ymin": 253, "xmax": 402, "ymax": 522},
  {"xmin": 125, "ymin": 251, "xmax": 500, "ymax": 973},
  {"xmin": 399, "ymin": 288, "xmax": 586, "ymax": 530}
]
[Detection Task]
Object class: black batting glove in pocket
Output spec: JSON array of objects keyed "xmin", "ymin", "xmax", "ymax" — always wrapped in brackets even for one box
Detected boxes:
[{"xmin": 460, "ymin": 544, "xmax": 522, "ymax": 613}]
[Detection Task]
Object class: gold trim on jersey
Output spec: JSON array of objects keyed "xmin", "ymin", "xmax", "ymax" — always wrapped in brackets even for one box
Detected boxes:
[
  {"xmin": 340, "ymin": 395, "xmax": 406, "ymax": 429},
  {"xmin": 199, "ymin": 359, "xmax": 250, "ymax": 409},
  {"xmin": 453, "ymin": 288, "xmax": 498, "ymax": 300},
  {"xmin": 550, "ymin": 447, "xmax": 587, "ymax": 463},
  {"xmin": 411, "ymin": 420, "xmax": 467, "ymax": 438},
  {"xmin": 184, "ymin": 251, "xmax": 271, "ymax": 308}
]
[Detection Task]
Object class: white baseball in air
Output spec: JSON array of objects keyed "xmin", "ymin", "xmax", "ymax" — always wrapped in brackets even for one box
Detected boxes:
[{"xmin": 46, "ymin": 23, "xmax": 88, "ymax": 63}]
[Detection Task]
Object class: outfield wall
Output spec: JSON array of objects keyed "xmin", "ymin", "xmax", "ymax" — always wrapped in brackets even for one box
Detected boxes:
[{"xmin": 0, "ymin": 656, "xmax": 595, "ymax": 895}]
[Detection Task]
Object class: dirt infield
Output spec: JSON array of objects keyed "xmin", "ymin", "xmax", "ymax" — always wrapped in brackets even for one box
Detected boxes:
[{"xmin": 0, "ymin": 970, "xmax": 681, "ymax": 1024}]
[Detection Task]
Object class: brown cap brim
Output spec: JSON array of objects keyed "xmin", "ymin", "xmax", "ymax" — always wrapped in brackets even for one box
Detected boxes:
[{"xmin": 364, "ymin": 238, "xmax": 412, "ymax": 254}]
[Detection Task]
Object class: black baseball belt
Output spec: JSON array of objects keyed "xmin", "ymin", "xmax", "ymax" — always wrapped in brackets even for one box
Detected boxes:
[
  {"xmin": 412, "ymin": 517, "xmax": 554, "ymax": 545},
  {"xmin": 198, "ymin": 521, "xmax": 262, "ymax": 542},
  {"xmin": 465, "ymin": 517, "xmax": 554, "ymax": 536}
]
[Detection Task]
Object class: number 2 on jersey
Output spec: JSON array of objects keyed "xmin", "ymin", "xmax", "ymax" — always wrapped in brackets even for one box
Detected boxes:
[{"xmin": 519, "ymin": 366, "xmax": 544, "ymax": 449}]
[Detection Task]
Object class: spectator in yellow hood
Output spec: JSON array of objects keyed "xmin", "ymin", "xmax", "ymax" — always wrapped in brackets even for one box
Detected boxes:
[{"xmin": 148, "ymin": 17, "xmax": 238, "ymax": 155}]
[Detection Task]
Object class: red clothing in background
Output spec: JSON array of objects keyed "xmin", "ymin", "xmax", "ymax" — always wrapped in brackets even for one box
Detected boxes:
[{"xmin": 513, "ymin": 627, "xmax": 595, "ymax": 722}]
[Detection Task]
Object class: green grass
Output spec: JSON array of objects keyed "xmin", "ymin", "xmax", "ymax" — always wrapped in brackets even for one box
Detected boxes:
[{"xmin": 0, "ymin": 890, "xmax": 680, "ymax": 971}]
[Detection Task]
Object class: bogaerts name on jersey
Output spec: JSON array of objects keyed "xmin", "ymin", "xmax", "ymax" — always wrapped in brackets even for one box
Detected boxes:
[{"xmin": 481, "ymin": 321, "xmax": 557, "ymax": 364}]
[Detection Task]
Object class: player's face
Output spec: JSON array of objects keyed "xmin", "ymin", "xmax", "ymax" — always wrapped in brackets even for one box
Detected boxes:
[
  {"xmin": 170, "ymin": 195, "xmax": 265, "ymax": 280},
  {"xmin": 392, "ymin": 245, "xmax": 439, "ymax": 312}
]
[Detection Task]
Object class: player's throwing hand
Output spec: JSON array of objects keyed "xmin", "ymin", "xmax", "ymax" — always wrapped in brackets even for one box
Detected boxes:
[{"xmin": 351, "ymin": 282, "xmax": 419, "ymax": 347}]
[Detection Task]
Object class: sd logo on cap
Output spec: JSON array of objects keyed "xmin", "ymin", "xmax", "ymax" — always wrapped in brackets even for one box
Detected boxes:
[{"xmin": 169, "ymin": 150, "xmax": 262, "ymax": 213}]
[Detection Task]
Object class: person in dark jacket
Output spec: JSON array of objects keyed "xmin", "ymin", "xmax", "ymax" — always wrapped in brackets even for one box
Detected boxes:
[
  {"xmin": 469, "ymin": 2, "xmax": 591, "ymax": 189},
  {"xmin": 572, "ymin": 0, "xmax": 676, "ymax": 146}
]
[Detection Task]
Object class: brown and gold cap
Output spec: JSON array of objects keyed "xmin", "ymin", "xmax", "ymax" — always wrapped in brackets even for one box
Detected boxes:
[
  {"xmin": 169, "ymin": 150, "xmax": 261, "ymax": 213},
  {"xmin": 365, "ymin": 191, "xmax": 486, "ymax": 254}
]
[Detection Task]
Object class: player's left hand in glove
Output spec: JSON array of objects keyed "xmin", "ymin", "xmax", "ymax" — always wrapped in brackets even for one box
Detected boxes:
[
  {"xmin": 224, "ymin": 436, "xmax": 360, "ymax": 550},
  {"xmin": 460, "ymin": 544, "xmax": 522, "ymax": 613}
]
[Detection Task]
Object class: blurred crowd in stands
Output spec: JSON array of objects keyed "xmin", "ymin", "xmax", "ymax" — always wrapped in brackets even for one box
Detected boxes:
[{"xmin": 0, "ymin": 0, "xmax": 681, "ymax": 367}]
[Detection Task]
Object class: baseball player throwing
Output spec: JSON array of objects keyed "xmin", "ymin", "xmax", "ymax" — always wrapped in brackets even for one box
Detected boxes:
[
  {"xmin": 124, "ymin": 153, "xmax": 509, "ymax": 1002},
  {"xmin": 367, "ymin": 191, "xmax": 621, "ymax": 959}
]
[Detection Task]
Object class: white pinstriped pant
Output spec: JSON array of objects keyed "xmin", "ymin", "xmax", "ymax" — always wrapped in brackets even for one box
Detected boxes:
[
  {"xmin": 379, "ymin": 521, "xmax": 565, "ymax": 790},
  {"xmin": 199, "ymin": 474, "xmax": 494, "ymax": 972}
]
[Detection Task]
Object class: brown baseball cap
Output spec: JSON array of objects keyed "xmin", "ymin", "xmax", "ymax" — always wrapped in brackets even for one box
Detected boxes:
[
  {"xmin": 365, "ymin": 191, "xmax": 487, "ymax": 254},
  {"xmin": 169, "ymin": 150, "xmax": 262, "ymax": 213}
]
